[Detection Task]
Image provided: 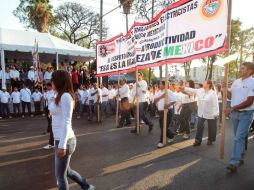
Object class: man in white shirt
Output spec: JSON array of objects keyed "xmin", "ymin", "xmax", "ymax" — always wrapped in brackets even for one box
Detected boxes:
[
  {"xmin": 131, "ymin": 72, "xmax": 153, "ymax": 133},
  {"xmin": 27, "ymin": 66, "xmax": 35, "ymax": 90},
  {"xmin": 88, "ymin": 85, "xmax": 95, "ymax": 121},
  {"xmin": 43, "ymin": 83, "xmax": 55, "ymax": 149},
  {"xmin": 225, "ymin": 62, "xmax": 254, "ymax": 173},
  {"xmin": 44, "ymin": 67, "xmax": 53, "ymax": 84},
  {"xmin": 0, "ymin": 87, "xmax": 11, "ymax": 118},
  {"xmin": 20, "ymin": 83, "xmax": 32, "ymax": 117},
  {"xmin": 117, "ymin": 78, "xmax": 131, "ymax": 128},
  {"xmin": 101, "ymin": 83, "xmax": 109, "ymax": 117},
  {"xmin": 154, "ymin": 81, "xmax": 176, "ymax": 148},
  {"xmin": 10, "ymin": 65, "xmax": 20, "ymax": 90},
  {"xmin": 92, "ymin": 84, "xmax": 102, "ymax": 122},
  {"xmin": 83, "ymin": 86, "xmax": 89, "ymax": 115},
  {"xmin": 108, "ymin": 85, "xmax": 116, "ymax": 114},
  {"xmin": 5, "ymin": 67, "xmax": 11, "ymax": 92},
  {"xmin": 11, "ymin": 87, "xmax": 21, "ymax": 116},
  {"xmin": 32, "ymin": 88, "xmax": 43, "ymax": 115}
]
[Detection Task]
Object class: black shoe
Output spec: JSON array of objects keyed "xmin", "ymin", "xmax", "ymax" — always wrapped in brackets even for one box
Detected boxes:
[
  {"xmin": 124, "ymin": 122, "xmax": 131, "ymax": 126},
  {"xmin": 193, "ymin": 141, "xmax": 201, "ymax": 146},
  {"xmin": 207, "ymin": 140, "xmax": 213, "ymax": 146},
  {"xmin": 117, "ymin": 126, "xmax": 123, "ymax": 128},
  {"xmin": 227, "ymin": 164, "xmax": 237, "ymax": 173},
  {"xmin": 148, "ymin": 124, "xmax": 153, "ymax": 133}
]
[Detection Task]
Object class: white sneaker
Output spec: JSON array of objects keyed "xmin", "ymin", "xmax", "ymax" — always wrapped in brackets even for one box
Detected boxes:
[
  {"xmin": 88, "ymin": 185, "xmax": 96, "ymax": 190},
  {"xmin": 141, "ymin": 120, "xmax": 145, "ymax": 124},
  {"xmin": 77, "ymin": 115, "xmax": 81, "ymax": 119},
  {"xmin": 9, "ymin": 116, "xmax": 12, "ymax": 119},
  {"xmin": 43, "ymin": 144, "xmax": 54, "ymax": 150},
  {"xmin": 157, "ymin": 142, "xmax": 165, "ymax": 148},
  {"xmin": 183, "ymin": 134, "xmax": 190, "ymax": 140},
  {"xmin": 22, "ymin": 115, "xmax": 25, "ymax": 118},
  {"xmin": 168, "ymin": 138, "xmax": 174, "ymax": 143}
]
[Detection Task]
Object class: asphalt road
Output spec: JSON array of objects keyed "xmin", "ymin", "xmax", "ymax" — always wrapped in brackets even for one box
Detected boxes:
[{"xmin": 0, "ymin": 114, "xmax": 253, "ymax": 190}]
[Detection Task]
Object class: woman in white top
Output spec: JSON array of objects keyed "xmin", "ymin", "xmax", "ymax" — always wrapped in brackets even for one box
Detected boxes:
[
  {"xmin": 182, "ymin": 80, "xmax": 219, "ymax": 146},
  {"xmin": 49, "ymin": 70, "xmax": 95, "ymax": 190}
]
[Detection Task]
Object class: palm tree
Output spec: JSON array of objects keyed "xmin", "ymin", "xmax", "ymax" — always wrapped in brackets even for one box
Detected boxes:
[{"xmin": 28, "ymin": 2, "xmax": 53, "ymax": 32}]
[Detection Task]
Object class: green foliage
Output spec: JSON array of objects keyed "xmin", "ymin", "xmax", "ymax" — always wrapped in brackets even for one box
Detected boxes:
[{"xmin": 13, "ymin": 0, "xmax": 55, "ymax": 32}]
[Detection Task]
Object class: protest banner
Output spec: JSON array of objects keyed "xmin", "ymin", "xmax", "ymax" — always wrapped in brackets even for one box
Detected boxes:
[{"xmin": 96, "ymin": 0, "xmax": 229, "ymax": 77}]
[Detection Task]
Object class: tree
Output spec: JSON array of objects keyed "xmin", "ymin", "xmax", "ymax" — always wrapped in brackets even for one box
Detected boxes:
[
  {"xmin": 13, "ymin": 0, "xmax": 54, "ymax": 32},
  {"xmin": 54, "ymin": 2, "xmax": 108, "ymax": 48},
  {"xmin": 183, "ymin": 61, "xmax": 192, "ymax": 80},
  {"xmin": 201, "ymin": 55, "xmax": 218, "ymax": 80}
]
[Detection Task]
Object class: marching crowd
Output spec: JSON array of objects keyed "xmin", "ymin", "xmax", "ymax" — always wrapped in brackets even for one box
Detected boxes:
[{"xmin": 1, "ymin": 62, "xmax": 254, "ymax": 189}]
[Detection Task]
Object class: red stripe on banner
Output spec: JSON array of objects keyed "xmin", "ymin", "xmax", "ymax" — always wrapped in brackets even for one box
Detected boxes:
[{"xmin": 96, "ymin": 46, "xmax": 227, "ymax": 77}]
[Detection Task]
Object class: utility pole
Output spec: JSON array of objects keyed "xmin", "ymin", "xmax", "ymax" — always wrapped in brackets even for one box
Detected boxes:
[{"xmin": 148, "ymin": 0, "xmax": 155, "ymax": 84}]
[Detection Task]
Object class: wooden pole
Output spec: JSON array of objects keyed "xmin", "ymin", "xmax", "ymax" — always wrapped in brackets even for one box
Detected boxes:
[
  {"xmin": 163, "ymin": 64, "xmax": 169, "ymax": 145},
  {"xmin": 116, "ymin": 74, "xmax": 120, "ymax": 127},
  {"xmin": 136, "ymin": 69, "xmax": 140, "ymax": 134},
  {"xmin": 220, "ymin": 0, "xmax": 232, "ymax": 159}
]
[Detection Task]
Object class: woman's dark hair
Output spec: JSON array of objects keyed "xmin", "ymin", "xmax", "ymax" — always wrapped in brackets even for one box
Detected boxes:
[
  {"xmin": 188, "ymin": 80, "xmax": 195, "ymax": 88},
  {"xmin": 206, "ymin": 80, "xmax": 215, "ymax": 90},
  {"xmin": 216, "ymin": 84, "xmax": 222, "ymax": 92},
  {"xmin": 51, "ymin": 70, "xmax": 75, "ymax": 105}
]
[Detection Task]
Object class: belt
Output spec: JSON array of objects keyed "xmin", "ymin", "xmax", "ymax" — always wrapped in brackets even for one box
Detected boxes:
[{"xmin": 235, "ymin": 110, "xmax": 253, "ymax": 113}]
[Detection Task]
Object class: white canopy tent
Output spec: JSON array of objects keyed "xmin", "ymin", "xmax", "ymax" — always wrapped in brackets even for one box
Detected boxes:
[{"xmin": 0, "ymin": 28, "xmax": 95, "ymax": 88}]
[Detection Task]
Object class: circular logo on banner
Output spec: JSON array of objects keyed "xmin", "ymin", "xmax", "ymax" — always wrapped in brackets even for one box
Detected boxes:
[
  {"xmin": 99, "ymin": 45, "xmax": 107, "ymax": 57},
  {"xmin": 201, "ymin": 0, "xmax": 222, "ymax": 18}
]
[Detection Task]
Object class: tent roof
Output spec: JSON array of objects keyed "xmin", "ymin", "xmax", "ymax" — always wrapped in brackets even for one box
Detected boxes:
[{"xmin": 0, "ymin": 28, "xmax": 95, "ymax": 57}]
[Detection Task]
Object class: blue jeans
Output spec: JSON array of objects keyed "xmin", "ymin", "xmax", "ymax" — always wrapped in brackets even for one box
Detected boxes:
[
  {"xmin": 230, "ymin": 110, "xmax": 253, "ymax": 166},
  {"xmin": 139, "ymin": 102, "xmax": 153, "ymax": 126},
  {"xmin": 54, "ymin": 137, "xmax": 90, "ymax": 190},
  {"xmin": 101, "ymin": 101, "xmax": 109, "ymax": 116}
]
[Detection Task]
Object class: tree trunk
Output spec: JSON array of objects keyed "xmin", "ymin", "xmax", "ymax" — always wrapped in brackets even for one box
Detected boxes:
[
  {"xmin": 205, "ymin": 57, "xmax": 210, "ymax": 80},
  {"xmin": 208, "ymin": 62, "xmax": 214, "ymax": 80}
]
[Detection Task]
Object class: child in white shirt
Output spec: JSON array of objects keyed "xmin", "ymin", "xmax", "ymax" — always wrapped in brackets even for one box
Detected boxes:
[{"xmin": 11, "ymin": 87, "xmax": 21, "ymax": 115}]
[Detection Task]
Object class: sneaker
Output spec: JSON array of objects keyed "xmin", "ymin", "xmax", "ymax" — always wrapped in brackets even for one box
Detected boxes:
[
  {"xmin": 157, "ymin": 142, "xmax": 165, "ymax": 148},
  {"xmin": 30, "ymin": 114, "xmax": 34, "ymax": 117},
  {"xmin": 43, "ymin": 144, "xmax": 54, "ymax": 150},
  {"xmin": 22, "ymin": 115, "xmax": 25, "ymax": 118},
  {"xmin": 77, "ymin": 115, "xmax": 81, "ymax": 119},
  {"xmin": 140, "ymin": 120, "xmax": 145, "ymax": 124},
  {"xmin": 193, "ymin": 140, "xmax": 201, "ymax": 146},
  {"xmin": 168, "ymin": 138, "xmax": 174, "ymax": 143},
  {"xmin": 9, "ymin": 116, "xmax": 12, "ymax": 119},
  {"xmin": 183, "ymin": 134, "xmax": 190, "ymax": 140},
  {"xmin": 207, "ymin": 140, "xmax": 213, "ymax": 146},
  {"xmin": 88, "ymin": 185, "xmax": 96, "ymax": 190}
]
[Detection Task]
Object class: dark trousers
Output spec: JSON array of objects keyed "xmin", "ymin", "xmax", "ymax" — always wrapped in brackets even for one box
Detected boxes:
[
  {"xmin": 13, "ymin": 103, "xmax": 21, "ymax": 114},
  {"xmin": 179, "ymin": 104, "xmax": 191, "ymax": 134},
  {"xmin": 219, "ymin": 102, "xmax": 222, "ymax": 123},
  {"xmin": 45, "ymin": 107, "xmax": 54, "ymax": 146},
  {"xmin": 88, "ymin": 100, "xmax": 95, "ymax": 120},
  {"xmin": 139, "ymin": 102, "xmax": 153, "ymax": 126},
  {"xmin": 34, "ymin": 101, "xmax": 41, "ymax": 115},
  {"xmin": 1, "ymin": 103, "xmax": 10, "ymax": 117},
  {"xmin": 21, "ymin": 101, "xmax": 31, "ymax": 115},
  {"xmin": 158, "ymin": 109, "xmax": 174, "ymax": 142},
  {"xmin": 195, "ymin": 117, "xmax": 217, "ymax": 142},
  {"xmin": 119, "ymin": 97, "xmax": 131, "ymax": 127}
]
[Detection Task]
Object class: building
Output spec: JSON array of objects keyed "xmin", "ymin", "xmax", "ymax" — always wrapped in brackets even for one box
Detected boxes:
[{"xmin": 189, "ymin": 65, "xmax": 224, "ymax": 83}]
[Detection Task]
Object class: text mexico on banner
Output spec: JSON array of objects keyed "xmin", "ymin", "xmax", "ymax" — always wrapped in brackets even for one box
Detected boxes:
[{"xmin": 96, "ymin": 0, "xmax": 228, "ymax": 76}]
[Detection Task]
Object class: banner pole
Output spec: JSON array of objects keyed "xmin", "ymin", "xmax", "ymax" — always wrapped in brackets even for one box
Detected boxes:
[
  {"xmin": 136, "ymin": 69, "xmax": 140, "ymax": 134},
  {"xmin": 116, "ymin": 73, "xmax": 120, "ymax": 127},
  {"xmin": 163, "ymin": 64, "xmax": 169, "ymax": 145},
  {"xmin": 220, "ymin": 0, "xmax": 232, "ymax": 159},
  {"xmin": 97, "ymin": 77, "xmax": 101, "ymax": 123}
]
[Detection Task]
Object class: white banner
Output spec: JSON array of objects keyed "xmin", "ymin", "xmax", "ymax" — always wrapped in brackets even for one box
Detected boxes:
[{"xmin": 96, "ymin": 0, "xmax": 228, "ymax": 76}]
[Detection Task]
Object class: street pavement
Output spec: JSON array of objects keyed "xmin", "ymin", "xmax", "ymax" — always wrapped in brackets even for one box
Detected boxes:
[{"xmin": 0, "ymin": 114, "xmax": 253, "ymax": 190}]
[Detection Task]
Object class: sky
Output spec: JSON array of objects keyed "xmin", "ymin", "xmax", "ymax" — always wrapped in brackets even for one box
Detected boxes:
[
  {"xmin": 0, "ymin": 0, "xmax": 253, "ymax": 76},
  {"xmin": 0, "ymin": 0, "xmax": 253, "ymax": 38}
]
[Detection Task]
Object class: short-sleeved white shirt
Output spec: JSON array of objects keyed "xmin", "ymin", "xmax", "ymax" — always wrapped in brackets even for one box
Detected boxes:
[
  {"xmin": 20, "ymin": 88, "xmax": 31, "ymax": 102},
  {"xmin": 101, "ymin": 87, "xmax": 109, "ymax": 102},
  {"xmin": 132, "ymin": 80, "xmax": 148, "ymax": 102},
  {"xmin": 230, "ymin": 77, "xmax": 254, "ymax": 110},
  {"xmin": 108, "ymin": 89, "xmax": 116, "ymax": 100},
  {"xmin": 155, "ymin": 90, "xmax": 176, "ymax": 111},
  {"xmin": 11, "ymin": 91, "xmax": 21, "ymax": 103},
  {"xmin": 32, "ymin": 92, "xmax": 42, "ymax": 102},
  {"xmin": 0, "ymin": 91, "xmax": 10, "ymax": 103}
]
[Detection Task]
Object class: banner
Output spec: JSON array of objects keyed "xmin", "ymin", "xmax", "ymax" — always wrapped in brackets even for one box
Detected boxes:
[
  {"xmin": 96, "ymin": 0, "xmax": 229, "ymax": 77},
  {"xmin": 32, "ymin": 40, "xmax": 43, "ymax": 86}
]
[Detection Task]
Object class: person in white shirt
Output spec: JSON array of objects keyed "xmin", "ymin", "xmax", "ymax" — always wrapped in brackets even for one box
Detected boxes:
[
  {"xmin": 108, "ymin": 85, "xmax": 116, "ymax": 114},
  {"xmin": 44, "ymin": 67, "xmax": 53, "ymax": 84},
  {"xmin": 216, "ymin": 84, "xmax": 223, "ymax": 124},
  {"xmin": 224, "ymin": 62, "xmax": 254, "ymax": 173},
  {"xmin": 117, "ymin": 78, "xmax": 131, "ymax": 128},
  {"xmin": 32, "ymin": 88, "xmax": 43, "ymax": 115},
  {"xmin": 92, "ymin": 84, "xmax": 102, "ymax": 122},
  {"xmin": 11, "ymin": 87, "xmax": 21, "ymax": 115},
  {"xmin": 101, "ymin": 83, "xmax": 109, "ymax": 116},
  {"xmin": 131, "ymin": 72, "xmax": 153, "ymax": 133},
  {"xmin": 154, "ymin": 81, "xmax": 176, "ymax": 148},
  {"xmin": 83, "ymin": 86, "xmax": 89, "ymax": 115},
  {"xmin": 182, "ymin": 80, "xmax": 219, "ymax": 146},
  {"xmin": 49, "ymin": 70, "xmax": 95, "ymax": 190},
  {"xmin": 173, "ymin": 87, "xmax": 183, "ymax": 134},
  {"xmin": 5, "ymin": 67, "xmax": 11, "ymax": 92},
  {"xmin": 27, "ymin": 66, "xmax": 35, "ymax": 90},
  {"xmin": 10, "ymin": 65, "xmax": 20, "ymax": 89},
  {"xmin": 148, "ymin": 85, "xmax": 158, "ymax": 117},
  {"xmin": 43, "ymin": 83, "xmax": 55, "ymax": 149},
  {"xmin": 20, "ymin": 83, "xmax": 32, "ymax": 117},
  {"xmin": 75, "ymin": 85, "xmax": 84, "ymax": 119},
  {"xmin": 0, "ymin": 87, "xmax": 11, "ymax": 118},
  {"xmin": 88, "ymin": 85, "xmax": 95, "ymax": 121}
]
